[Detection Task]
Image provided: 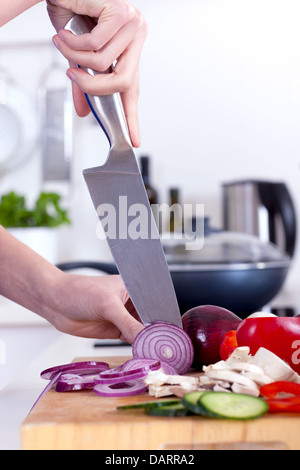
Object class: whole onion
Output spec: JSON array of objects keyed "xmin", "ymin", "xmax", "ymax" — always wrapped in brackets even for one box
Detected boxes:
[{"xmin": 182, "ymin": 305, "xmax": 242, "ymax": 369}]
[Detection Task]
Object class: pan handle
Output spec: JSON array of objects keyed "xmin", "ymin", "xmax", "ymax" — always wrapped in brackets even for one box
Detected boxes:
[
  {"xmin": 64, "ymin": 15, "xmax": 131, "ymax": 150},
  {"xmin": 56, "ymin": 261, "xmax": 118, "ymax": 275}
]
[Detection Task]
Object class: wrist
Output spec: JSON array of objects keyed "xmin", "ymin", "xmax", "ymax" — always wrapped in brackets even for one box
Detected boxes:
[{"xmin": 39, "ymin": 268, "xmax": 68, "ymax": 327}]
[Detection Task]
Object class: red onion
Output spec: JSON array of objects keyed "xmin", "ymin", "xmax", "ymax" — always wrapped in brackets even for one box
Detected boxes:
[
  {"xmin": 41, "ymin": 361, "xmax": 109, "ymax": 380},
  {"xmin": 56, "ymin": 374, "xmax": 98, "ymax": 392},
  {"xmin": 36, "ymin": 328, "xmax": 194, "ymax": 404},
  {"xmin": 121, "ymin": 358, "xmax": 177, "ymax": 375},
  {"xmin": 95, "ymin": 368, "xmax": 153, "ymax": 385},
  {"xmin": 132, "ymin": 322, "xmax": 194, "ymax": 375},
  {"xmin": 94, "ymin": 380, "xmax": 148, "ymax": 397},
  {"xmin": 182, "ymin": 305, "xmax": 241, "ymax": 369},
  {"xmin": 121, "ymin": 359, "xmax": 161, "ymax": 372}
]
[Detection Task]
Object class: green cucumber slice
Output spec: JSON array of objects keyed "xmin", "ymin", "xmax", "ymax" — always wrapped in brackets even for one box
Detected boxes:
[
  {"xmin": 182, "ymin": 391, "xmax": 205, "ymax": 414},
  {"xmin": 117, "ymin": 398, "xmax": 181, "ymax": 410},
  {"xmin": 146, "ymin": 402, "xmax": 188, "ymax": 417},
  {"xmin": 197, "ymin": 392, "xmax": 269, "ymax": 420}
]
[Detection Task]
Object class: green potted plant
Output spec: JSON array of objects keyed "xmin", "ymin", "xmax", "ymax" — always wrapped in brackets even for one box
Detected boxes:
[{"xmin": 0, "ymin": 191, "xmax": 71, "ymax": 263}]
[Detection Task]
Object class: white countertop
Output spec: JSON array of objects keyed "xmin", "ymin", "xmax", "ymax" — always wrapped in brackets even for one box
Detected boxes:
[{"xmin": 0, "ymin": 333, "xmax": 132, "ymax": 450}]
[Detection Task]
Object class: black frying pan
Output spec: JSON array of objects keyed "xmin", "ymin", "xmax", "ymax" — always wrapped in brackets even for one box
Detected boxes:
[{"xmin": 56, "ymin": 256, "xmax": 289, "ymax": 319}]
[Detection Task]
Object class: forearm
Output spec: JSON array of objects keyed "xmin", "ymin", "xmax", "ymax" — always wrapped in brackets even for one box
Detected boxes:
[
  {"xmin": 0, "ymin": 225, "xmax": 63, "ymax": 322},
  {"xmin": 0, "ymin": 0, "xmax": 43, "ymax": 27}
]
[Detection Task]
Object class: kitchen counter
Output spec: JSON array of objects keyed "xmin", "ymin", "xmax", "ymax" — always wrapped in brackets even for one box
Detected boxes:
[{"xmin": 0, "ymin": 333, "xmax": 132, "ymax": 450}]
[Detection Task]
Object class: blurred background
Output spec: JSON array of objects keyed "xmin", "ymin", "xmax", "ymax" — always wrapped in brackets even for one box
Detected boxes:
[{"xmin": 0, "ymin": 0, "xmax": 299, "ymax": 319}]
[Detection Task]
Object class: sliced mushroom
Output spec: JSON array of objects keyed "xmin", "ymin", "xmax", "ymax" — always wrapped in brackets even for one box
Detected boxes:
[
  {"xmin": 242, "ymin": 371, "xmax": 273, "ymax": 386},
  {"xmin": 203, "ymin": 361, "xmax": 229, "ymax": 373},
  {"xmin": 213, "ymin": 384, "xmax": 232, "ymax": 393},
  {"xmin": 252, "ymin": 347, "xmax": 299, "ymax": 382},
  {"xmin": 144, "ymin": 370, "xmax": 199, "ymax": 387},
  {"xmin": 231, "ymin": 382, "xmax": 260, "ymax": 397},
  {"xmin": 227, "ymin": 361, "xmax": 264, "ymax": 375},
  {"xmin": 199, "ymin": 375, "xmax": 231, "ymax": 388},
  {"xmin": 205, "ymin": 369, "xmax": 258, "ymax": 389},
  {"xmin": 226, "ymin": 347, "xmax": 252, "ymax": 363}
]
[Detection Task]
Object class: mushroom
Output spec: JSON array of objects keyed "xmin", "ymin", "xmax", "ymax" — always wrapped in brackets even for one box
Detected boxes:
[
  {"xmin": 231, "ymin": 382, "xmax": 260, "ymax": 397},
  {"xmin": 252, "ymin": 347, "xmax": 299, "ymax": 382}
]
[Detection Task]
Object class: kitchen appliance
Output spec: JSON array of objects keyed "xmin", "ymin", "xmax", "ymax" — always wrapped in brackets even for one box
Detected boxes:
[
  {"xmin": 222, "ymin": 179, "xmax": 297, "ymax": 257},
  {"xmin": 64, "ymin": 15, "xmax": 182, "ymax": 328},
  {"xmin": 39, "ymin": 61, "xmax": 73, "ymax": 183}
]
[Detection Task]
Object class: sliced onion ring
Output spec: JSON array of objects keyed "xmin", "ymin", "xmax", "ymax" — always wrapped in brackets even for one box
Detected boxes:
[
  {"xmin": 120, "ymin": 358, "xmax": 161, "ymax": 372},
  {"xmin": 56, "ymin": 373, "xmax": 98, "ymax": 392},
  {"xmin": 41, "ymin": 361, "xmax": 110, "ymax": 381},
  {"xmin": 95, "ymin": 369, "xmax": 150, "ymax": 385},
  {"xmin": 132, "ymin": 321, "xmax": 194, "ymax": 375},
  {"xmin": 94, "ymin": 380, "xmax": 148, "ymax": 397}
]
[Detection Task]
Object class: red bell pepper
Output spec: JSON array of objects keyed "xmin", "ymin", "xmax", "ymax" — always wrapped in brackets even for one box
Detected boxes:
[
  {"xmin": 219, "ymin": 330, "xmax": 238, "ymax": 360},
  {"xmin": 236, "ymin": 317, "xmax": 300, "ymax": 374},
  {"xmin": 260, "ymin": 381, "xmax": 300, "ymax": 413}
]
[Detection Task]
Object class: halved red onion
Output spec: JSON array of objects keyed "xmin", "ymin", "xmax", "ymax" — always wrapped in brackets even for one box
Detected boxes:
[
  {"xmin": 132, "ymin": 322, "xmax": 194, "ymax": 375},
  {"xmin": 94, "ymin": 380, "xmax": 148, "ymax": 397},
  {"xmin": 159, "ymin": 361, "xmax": 178, "ymax": 375},
  {"xmin": 41, "ymin": 361, "xmax": 110, "ymax": 380},
  {"xmin": 56, "ymin": 373, "xmax": 98, "ymax": 392}
]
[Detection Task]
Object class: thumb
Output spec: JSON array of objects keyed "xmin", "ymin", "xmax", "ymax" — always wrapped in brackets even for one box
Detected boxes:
[{"xmin": 109, "ymin": 299, "xmax": 144, "ymax": 344}]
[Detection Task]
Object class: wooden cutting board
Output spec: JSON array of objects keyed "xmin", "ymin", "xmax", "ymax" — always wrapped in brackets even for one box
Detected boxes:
[{"xmin": 20, "ymin": 356, "xmax": 300, "ymax": 450}]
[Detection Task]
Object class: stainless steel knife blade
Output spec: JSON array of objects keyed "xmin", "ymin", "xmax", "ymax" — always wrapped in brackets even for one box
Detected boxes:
[{"xmin": 64, "ymin": 15, "xmax": 182, "ymax": 328}]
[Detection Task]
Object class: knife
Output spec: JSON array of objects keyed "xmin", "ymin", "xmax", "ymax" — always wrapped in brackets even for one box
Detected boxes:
[{"xmin": 64, "ymin": 15, "xmax": 182, "ymax": 328}]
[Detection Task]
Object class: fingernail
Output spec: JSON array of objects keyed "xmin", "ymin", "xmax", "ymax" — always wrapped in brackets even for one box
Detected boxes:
[
  {"xmin": 66, "ymin": 70, "xmax": 77, "ymax": 84},
  {"xmin": 52, "ymin": 36, "xmax": 60, "ymax": 50},
  {"xmin": 58, "ymin": 30, "xmax": 66, "ymax": 41}
]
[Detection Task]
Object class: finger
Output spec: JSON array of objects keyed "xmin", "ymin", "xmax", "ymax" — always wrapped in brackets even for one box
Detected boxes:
[
  {"xmin": 64, "ymin": 26, "xmax": 146, "ymax": 96},
  {"xmin": 57, "ymin": 3, "xmax": 137, "ymax": 51},
  {"xmin": 71, "ymin": 82, "xmax": 91, "ymax": 117},
  {"xmin": 53, "ymin": 16, "xmax": 142, "ymax": 74},
  {"xmin": 120, "ymin": 69, "xmax": 140, "ymax": 147},
  {"xmin": 67, "ymin": 66, "xmax": 141, "ymax": 146},
  {"xmin": 105, "ymin": 298, "xmax": 144, "ymax": 344}
]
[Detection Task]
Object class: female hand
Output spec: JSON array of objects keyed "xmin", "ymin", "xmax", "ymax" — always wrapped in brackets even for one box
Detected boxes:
[
  {"xmin": 0, "ymin": 226, "xmax": 143, "ymax": 344},
  {"xmin": 49, "ymin": 273, "xmax": 144, "ymax": 344},
  {"xmin": 46, "ymin": 0, "xmax": 147, "ymax": 148}
]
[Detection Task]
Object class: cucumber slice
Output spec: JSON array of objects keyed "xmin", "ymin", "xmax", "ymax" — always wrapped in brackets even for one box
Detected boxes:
[
  {"xmin": 197, "ymin": 392, "xmax": 269, "ymax": 420},
  {"xmin": 117, "ymin": 398, "xmax": 181, "ymax": 410},
  {"xmin": 146, "ymin": 402, "xmax": 188, "ymax": 417},
  {"xmin": 182, "ymin": 391, "xmax": 205, "ymax": 414}
]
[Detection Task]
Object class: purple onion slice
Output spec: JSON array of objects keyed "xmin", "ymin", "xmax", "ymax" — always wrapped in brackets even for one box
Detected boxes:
[
  {"xmin": 41, "ymin": 361, "xmax": 110, "ymax": 381},
  {"xmin": 95, "ymin": 368, "xmax": 151, "ymax": 385},
  {"xmin": 132, "ymin": 322, "xmax": 194, "ymax": 375},
  {"xmin": 120, "ymin": 358, "xmax": 161, "ymax": 372},
  {"xmin": 94, "ymin": 380, "xmax": 148, "ymax": 397},
  {"xmin": 56, "ymin": 374, "xmax": 99, "ymax": 392}
]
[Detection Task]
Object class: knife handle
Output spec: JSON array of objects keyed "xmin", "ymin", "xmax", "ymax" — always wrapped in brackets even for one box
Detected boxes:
[{"xmin": 64, "ymin": 15, "xmax": 131, "ymax": 149}]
